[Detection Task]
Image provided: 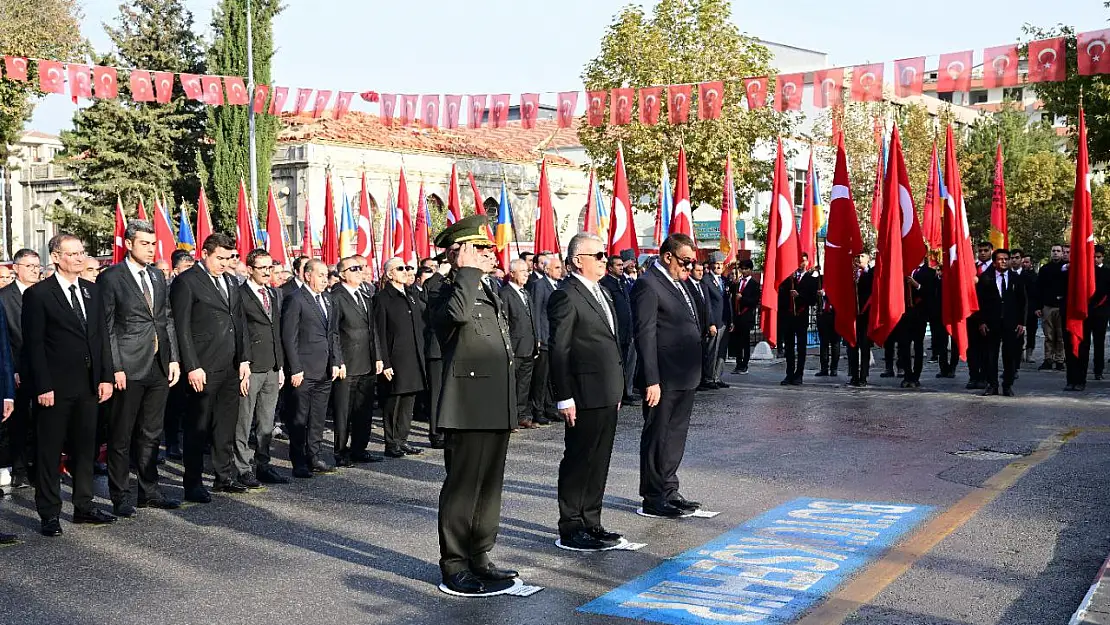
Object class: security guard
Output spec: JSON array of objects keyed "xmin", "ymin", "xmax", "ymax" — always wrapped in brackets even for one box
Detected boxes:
[{"xmin": 428, "ymin": 215, "xmax": 521, "ymax": 596}]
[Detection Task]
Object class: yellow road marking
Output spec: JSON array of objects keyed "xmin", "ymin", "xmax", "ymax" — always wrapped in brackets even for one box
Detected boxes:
[{"xmin": 796, "ymin": 427, "xmax": 1082, "ymax": 625}]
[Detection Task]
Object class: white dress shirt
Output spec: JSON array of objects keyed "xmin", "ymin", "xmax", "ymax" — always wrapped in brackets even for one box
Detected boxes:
[
  {"xmin": 557, "ymin": 273, "xmax": 615, "ymax": 410},
  {"xmin": 55, "ymin": 272, "xmax": 86, "ymax": 319}
]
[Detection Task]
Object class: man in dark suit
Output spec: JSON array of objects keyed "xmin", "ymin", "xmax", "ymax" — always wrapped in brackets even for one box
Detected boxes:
[
  {"xmin": 0, "ymin": 248, "xmax": 40, "ymax": 489},
  {"xmin": 848, "ymin": 253, "xmax": 874, "ymax": 387},
  {"xmin": 1063, "ymin": 245, "xmax": 1109, "ymax": 391},
  {"xmin": 814, "ymin": 272, "xmax": 840, "ymax": 377},
  {"xmin": 170, "ymin": 233, "xmax": 253, "ymax": 503},
  {"xmin": 280, "ymin": 255, "xmax": 310, "ymax": 298},
  {"xmin": 697, "ymin": 257, "xmax": 727, "ymax": 390},
  {"xmin": 729, "ymin": 259, "xmax": 759, "ymax": 374},
  {"xmin": 632, "ymin": 234, "xmax": 703, "ymax": 519},
  {"xmin": 24, "ymin": 233, "xmax": 115, "ymax": 535},
  {"xmin": 976, "ymin": 248, "xmax": 1027, "ymax": 396},
  {"xmin": 527, "ymin": 254, "xmax": 562, "ymax": 425},
  {"xmin": 0, "ymin": 278, "xmax": 17, "ymax": 543},
  {"xmin": 282, "ymin": 259, "xmax": 343, "ymax": 477},
  {"xmin": 500, "ymin": 258, "xmax": 538, "ymax": 429},
  {"xmin": 526, "ymin": 252, "xmax": 546, "ymax": 287},
  {"xmin": 705, "ymin": 253, "xmax": 731, "ymax": 388},
  {"xmin": 600, "ymin": 252, "xmax": 638, "ymax": 405},
  {"xmin": 236, "ymin": 249, "xmax": 288, "ymax": 485},
  {"xmin": 330, "ymin": 255, "xmax": 383, "ymax": 466},
  {"xmin": 1089, "ymin": 246, "xmax": 1110, "ymax": 381},
  {"xmin": 99, "ymin": 220, "xmax": 182, "ymax": 516},
  {"xmin": 429, "ymin": 217, "xmax": 521, "ymax": 595},
  {"xmin": 899, "ymin": 262, "xmax": 937, "ymax": 388},
  {"xmin": 374, "ymin": 258, "xmax": 426, "ymax": 458},
  {"xmin": 550, "ymin": 233, "xmax": 626, "ymax": 550},
  {"xmin": 778, "ymin": 253, "xmax": 818, "ymax": 385},
  {"xmin": 421, "ymin": 260, "xmax": 447, "ymax": 449}
]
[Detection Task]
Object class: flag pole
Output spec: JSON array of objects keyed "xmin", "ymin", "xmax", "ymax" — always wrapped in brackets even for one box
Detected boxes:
[
  {"xmin": 500, "ymin": 164, "xmax": 522, "ymax": 260},
  {"xmin": 246, "ymin": 0, "xmax": 258, "ymax": 216}
]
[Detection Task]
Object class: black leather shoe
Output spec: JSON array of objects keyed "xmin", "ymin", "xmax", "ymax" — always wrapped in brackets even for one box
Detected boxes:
[
  {"xmin": 982, "ymin": 386, "xmax": 999, "ymax": 396},
  {"xmin": 789, "ymin": 378, "xmax": 803, "ymax": 386},
  {"xmin": 73, "ymin": 508, "xmax": 117, "ymax": 525},
  {"xmin": 668, "ymin": 496, "xmax": 701, "ymax": 512},
  {"xmin": 780, "ymin": 377, "xmax": 792, "ymax": 386},
  {"xmin": 696, "ymin": 383, "xmax": 716, "ymax": 391},
  {"xmin": 587, "ymin": 526, "xmax": 623, "ymax": 544},
  {"xmin": 183, "ymin": 487, "xmax": 212, "ymax": 503},
  {"xmin": 256, "ymin": 466, "xmax": 290, "ymax": 484},
  {"xmin": 442, "ymin": 571, "xmax": 513, "ymax": 595},
  {"xmin": 212, "ymin": 480, "xmax": 248, "ymax": 494},
  {"xmin": 311, "ymin": 460, "xmax": 336, "ymax": 473},
  {"xmin": 621, "ymin": 396, "xmax": 641, "ymax": 406},
  {"xmin": 815, "ymin": 370, "xmax": 829, "ymax": 377},
  {"xmin": 1037, "ymin": 361, "xmax": 1053, "ymax": 371},
  {"xmin": 428, "ymin": 437, "xmax": 447, "ymax": 449},
  {"xmin": 400, "ymin": 444, "xmax": 423, "ymax": 455},
  {"xmin": 561, "ymin": 530, "xmax": 609, "ymax": 550},
  {"xmin": 351, "ymin": 450, "xmax": 386, "ymax": 463},
  {"xmin": 880, "ymin": 370, "xmax": 895, "ymax": 378},
  {"xmin": 900, "ymin": 380, "xmax": 912, "ymax": 388},
  {"xmin": 334, "ymin": 455, "xmax": 355, "ymax": 468},
  {"xmin": 11, "ymin": 474, "xmax": 30, "ymax": 489},
  {"xmin": 1076, "ymin": 384, "xmax": 1087, "ymax": 392},
  {"xmin": 40, "ymin": 517, "xmax": 62, "ymax": 537},
  {"xmin": 112, "ymin": 503, "xmax": 136, "ymax": 518},
  {"xmin": 848, "ymin": 379, "xmax": 864, "ymax": 387},
  {"xmin": 384, "ymin": 448, "xmax": 405, "ymax": 458},
  {"xmin": 533, "ymin": 415, "xmax": 552, "ymax": 426},
  {"xmin": 237, "ymin": 471, "xmax": 263, "ymax": 489},
  {"xmin": 0, "ymin": 532, "xmax": 17, "ymax": 544},
  {"xmin": 642, "ymin": 501, "xmax": 686, "ymax": 518},
  {"xmin": 292, "ymin": 467, "xmax": 315, "ymax": 479},
  {"xmin": 1056, "ymin": 362, "xmax": 1066, "ymax": 371},
  {"xmin": 471, "ymin": 562, "xmax": 519, "ymax": 581},
  {"xmin": 714, "ymin": 381, "xmax": 730, "ymax": 389},
  {"xmin": 1064, "ymin": 384, "xmax": 1077, "ymax": 392},
  {"xmin": 1002, "ymin": 386, "xmax": 1015, "ymax": 397},
  {"xmin": 137, "ymin": 497, "xmax": 181, "ymax": 510}
]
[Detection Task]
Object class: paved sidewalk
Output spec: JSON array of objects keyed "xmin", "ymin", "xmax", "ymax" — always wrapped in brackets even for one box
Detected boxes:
[{"xmin": 1073, "ymin": 553, "xmax": 1110, "ymax": 624}]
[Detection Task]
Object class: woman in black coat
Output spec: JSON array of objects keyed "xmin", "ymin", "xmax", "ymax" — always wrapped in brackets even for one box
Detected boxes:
[{"xmin": 374, "ymin": 258, "xmax": 427, "ymax": 457}]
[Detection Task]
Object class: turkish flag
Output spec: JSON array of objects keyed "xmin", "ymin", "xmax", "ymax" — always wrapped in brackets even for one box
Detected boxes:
[
  {"xmin": 4, "ymin": 57, "xmax": 28, "ymax": 81},
  {"xmin": 399, "ymin": 94, "xmax": 418, "ymax": 125},
  {"xmin": 534, "ymin": 160, "xmax": 559, "ymax": 254},
  {"xmin": 743, "ymin": 77, "xmax": 768, "ymax": 109},
  {"xmin": 759, "ymin": 139, "xmax": 800, "ymax": 348},
  {"xmin": 812, "ymin": 68, "xmax": 844, "ymax": 108},
  {"xmin": 937, "ymin": 51, "xmax": 972, "ymax": 93},
  {"xmin": 235, "ymin": 179, "xmax": 254, "ymax": 261},
  {"xmin": 252, "ymin": 84, "xmax": 270, "ymax": 113},
  {"xmin": 92, "ymin": 66, "xmax": 117, "ymax": 99},
  {"xmin": 639, "ymin": 87, "xmax": 662, "ymax": 125},
  {"xmin": 775, "ymin": 73, "xmax": 803, "ymax": 112},
  {"xmin": 35, "ymin": 60, "xmax": 64, "ymax": 94},
  {"xmin": 697, "ymin": 81, "xmax": 724, "ymax": 120},
  {"xmin": 224, "ymin": 76, "xmax": 248, "ymax": 105},
  {"xmin": 333, "ymin": 91, "xmax": 354, "ymax": 120},
  {"xmin": 113, "ymin": 197, "xmax": 126, "ymax": 264},
  {"xmin": 312, "ymin": 90, "xmax": 332, "ymax": 118},
  {"xmin": 921, "ymin": 141, "xmax": 942, "ymax": 250},
  {"xmin": 68, "ymin": 64, "xmax": 91, "ymax": 102},
  {"xmin": 893, "ymin": 57, "xmax": 925, "ymax": 97},
  {"xmin": 825, "ymin": 133, "xmax": 864, "ymax": 346},
  {"xmin": 1027, "ymin": 37, "xmax": 1067, "ymax": 83},
  {"xmin": 869, "ymin": 125, "xmax": 910, "ymax": 348},
  {"xmin": 201, "ymin": 75, "xmax": 224, "ymax": 105},
  {"xmin": 607, "ymin": 146, "xmax": 637, "ymax": 256},
  {"xmin": 667, "ymin": 85, "xmax": 692, "ymax": 124},
  {"xmin": 490, "ymin": 94, "xmax": 510, "ymax": 128},
  {"xmin": 1078, "ymin": 29, "xmax": 1110, "ymax": 76},
  {"xmin": 586, "ymin": 90, "xmax": 606, "ymax": 127},
  {"xmin": 556, "ymin": 91, "xmax": 577, "ymax": 128},
  {"xmin": 610, "ymin": 88, "xmax": 633, "ymax": 125},
  {"xmin": 1067, "ymin": 108, "xmax": 1096, "ymax": 355},
  {"xmin": 179, "ymin": 73, "xmax": 203, "ymax": 101},
  {"xmin": 669, "ymin": 146, "xmax": 693, "ymax": 239},
  {"xmin": 983, "ymin": 44, "xmax": 1019, "ymax": 88},
  {"xmin": 153, "ymin": 71, "xmax": 174, "ymax": 104},
  {"xmin": 420, "ymin": 94, "xmax": 440, "ymax": 127},
  {"xmin": 467, "ymin": 94, "xmax": 486, "ymax": 128},
  {"xmin": 293, "ymin": 88, "xmax": 313, "ymax": 116},
  {"xmin": 443, "ymin": 94, "xmax": 462, "ymax": 128},
  {"xmin": 519, "ymin": 93, "xmax": 539, "ymax": 129},
  {"xmin": 941, "ymin": 125, "xmax": 979, "ymax": 361},
  {"xmin": 130, "ymin": 70, "xmax": 154, "ymax": 102},
  {"xmin": 266, "ymin": 186, "xmax": 288, "ymax": 266},
  {"xmin": 851, "ymin": 63, "xmax": 884, "ymax": 103},
  {"xmin": 269, "ymin": 86, "xmax": 290, "ymax": 115},
  {"xmin": 889, "ymin": 126, "xmax": 927, "ymax": 270}
]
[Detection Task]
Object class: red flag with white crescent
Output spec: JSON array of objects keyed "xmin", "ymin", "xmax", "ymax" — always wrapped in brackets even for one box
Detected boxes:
[
  {"xmin": 196, "ymin": 185, "xmax": 214, "ymax": 248},
  {"xmin": 153, "ymin": 197, "xmax": 177, "ymax": 264},
  {"xmin": 1078, "ymin": 29, "xmax": 1110, "ymax": 76},
  {"xmin": 669, "ymin": 146, "xmax": 694, "ymax": 240},
  {"xmin": 130, "ymin": 70, "xmax": 154, "ymax": 102},
  {"xmin": 759, "ymin": 140, "xmax": 800, "ymax": 348},
  {"xmin": 490, "ymin": 94, "xmax": 510, "ymax": 128},
  {"xmin": 265, "ymin": 185, "xmax": 288, "ymax": 266},
  {"xmin": 153, "ymin": 71, "xmax": 174, "ymax": 104},
  {"xmin": 893, "ymin": 57, "xmax": 925, "ymax": 97},
  {"xmin": 312, "ymin": 90, "xmax": 332, "ymax": 118},
  {"xmin": 667, "ymin": 85, "xmax": 692, "ymax": 124},
  {"xmin": 850, "ymin": 64, "xmax": 884, "ymax": 103},
  {"xmin": 443, "ymin": 94, "xmax": 462, "ymax": 129},
  {"xmin": 519, "ymin": 93, "xmax": 539, "ymax": 129},
  {"xmin": 292, "ymin": 88, "xmax": 312, "ymax": 116},
  {"xmin": 610, "ymin": 88, "xmax": 633, "ymax": 126},
  {"xmin": 534, "ymin": 160, "xmax": 559, "ymax": 254},
  {"xmin": 812, "ymin": 68, "xmax": 844, "ymax": 109},
  {"xmin": 333, "ymin": 91, "xmax": 354, "ymax": 120},
  {"xmin": 224, "ymin": 76, "xmax": 248, "ymax": 105},
  {"xmin": 446, "ymin": 163, "xmax": 463, "ymax": 225},
  {"xmin": 68, "ymin": 64, "xmax": 91, "ymax": 102},
  {"xmin": 556, "ymin": 91, "xmax": 578, "ymax": 128},
  {"xmin": 201, "ymin": 75, "xmax": 224, "ymax": 105},
  {"xmin": 697, "ymin": 81, "xmax": 724, "ymax": 120},
  {"xmin": 378, "ymin": 93, "xmax": 396, "ymax": 126},
  {"xmin": 357, "ymin": 171, "xmax": 375, "ymax": 259},
  {"xmin": 869, "ymin": 126, "xmax": 910, "ymax": 348},
  {"xmin": 414, "ymin": 181, "xmax": 430, "ymax": 260},
  {"xmin": 179, "ymin": 73, "xmax": 204, "ymax": 101},
  {"xmin": 136, "ymin": 197, "xmax": 148, "ymax": 221},
  {"xmin": 743, "ymin": 77, "xmax": 768, "ymax": 109},
  {"xmin": 467, "ymin": 94, "xmax": 486, "ymax": 128},
  {"xmin": 1027, "ymin": 38, "xmax": 1067, "ymax": 83},
  {"xmin": 4, "ymin": 57, "xmax": 28, "ymax": 81},
  {"xmin": 607, "ymin": 146, "xmax": 637, "ymax": 256},
  {"xmin": 586, "ymin": 91, "xmax": 606, "ymax": 127},
  {"xmin": 825, "ymin": 134, "xmax": 864, "ymax": 346},
  {"xmin": 269, "ymin": 86, "xmax": 289, "ymax": 115},
  {"xmin": 1067, "ymin": 108, "xmax": 1096, "ymax": 355},
  {"xmin": 252, "ymin": 84, "xmax": 270, "ymax": 113},
  {"xmin": 236, "ymin": 179, "xmax": 254, "ymax": 261},
  {"xmin": 639, "ymin": 87, "xmax": 662, "ymax": 125},
  {"xmin": 419, "ymin": 94, "xmax": 440, "ymax": 127},
  {"xmin": 38, "ymin": 60, "xmax": 65, "ymax": 94},
  {"xmin": 399, "ymin": 94, "xmax": 417, "ymax": 126},
  {"xmin": 922, "ymin": 140, "xmax": 942, "ymax": 251},
  {"xmin": 983, "ymin": 44, "xmax": 1020, "ymax": 88},
  {"xmin": 937, "ymin": 51, "xmax": 973, "ymax": 93},
  {"xmin": 113, "ymin": 197, "xmax": 127, "ymax": 264},
  {"xmin": 775, "ymin": 74, "xmax": 804, "ymax": 111},
  {"xmin": 799, "ymin": 149, "xmax": 818, "ymax": 261},
  {"xmin": 941, "ymin": 125, "xmax": 978, "ymax": 360},
  {"xmin": 92, "ymin": 66, "xmax": 118, "ymax": 99},
  {"xmin": 321, "ymin": 174, "xmax": 339, "ymax": 266}
]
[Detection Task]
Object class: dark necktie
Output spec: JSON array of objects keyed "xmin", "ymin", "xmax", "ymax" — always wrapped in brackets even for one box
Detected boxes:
[
  {"xmin": 1001, "ymin": 272, "xmax": 1007, "ymax": 295},
  {"xmin": 355, "ymin": 291, "xmax": 367, "ymax": 314},
  {"xmin": 316, "ymin": 294, "xmax": 327, "ymax": 321},
  {"xmin": 213, "ymin": 275, "xmax": 227, "ymax": 303},
  {"xmin": 142, "ymin": 272, "xmax": 159, "ymax": 352},
  {"xmin": 258, "ymin": 287, "xmax": 271, "ymax": 316},
  {"xmin": 69, "ymin": 284, "xmax": 86, "ymax": 331}
]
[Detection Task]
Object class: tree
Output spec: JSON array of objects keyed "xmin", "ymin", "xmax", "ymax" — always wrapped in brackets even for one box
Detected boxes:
[
  {"xmin": 579, "ymin": 0, "xmax": 790, "ymax": 217},
  {"xmin": 1006, "ymin": 151, "xmax": 1074, "ymax": 261},
  {"xmin": 208, "ymin": 0, "xmax": 282, "ymax": 234}
]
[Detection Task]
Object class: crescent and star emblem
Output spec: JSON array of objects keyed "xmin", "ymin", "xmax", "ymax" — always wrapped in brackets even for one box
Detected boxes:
[
  {"xmin": 776, "ymin": 194, "xmax": 793, "ymax": 246},
  {"xmin": 675, "ymin": 93, "xmax": 687, "ymax": 111},
  {"xmin": 1039, "ymin": 48, "xmax": 1057, "ymax": 69},
  {"xmin": 899, "ymin": 185, "xmax": 914, "ymax": 238},
  {"xmin": 992, "ymin": 55, "xmax": 1010, "ymax": 77},
  {"xmin": 1088, "ymin": 40, "xmax": 1106, "ymax": 63},
  {"xmin": 946, "ymin": 61, "xmax": 965, "ymax": 80},
  {"xmin": 900, "ymin": 66, "xmax": 917, "ymax": 87},
  {"xmin": 612, "ymin": 198, "xmax": 627, "ymax": 242}
]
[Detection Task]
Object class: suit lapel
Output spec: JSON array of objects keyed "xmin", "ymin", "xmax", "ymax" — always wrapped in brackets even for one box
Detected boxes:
[
  {"xmin": 571, "ymin": 277, "xmax": 615, "ymax": 338},
  {"xmin": 301, "ymin": 287, "xmax": 327, "ymax": 328},
  {"xmin": 48, "ymin": 276, "xmax": 82, "ymax": 333}
]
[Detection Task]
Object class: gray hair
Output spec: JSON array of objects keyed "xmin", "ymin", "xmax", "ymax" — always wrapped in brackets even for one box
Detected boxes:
[
  {"xmin": 566, "ymin": 232, "xmax": 605, "ymax": 271},
  {"xmin": 509, "ymin": 258, "xmax": 528, "ymax": 273},
  {"xmin": 304, "ymin": 259, "xmax": 327, "ymax": 275},
  {"xmin": 383, "ymin": 256, "xmax": 404, "ymax": 274},
  {"xmin": 48, "ymin": 233, "xmax": 80, "ymax": 254},
  {"xmin": 124, "ymin": 219, "xmax": 155, "ymax": 242}
]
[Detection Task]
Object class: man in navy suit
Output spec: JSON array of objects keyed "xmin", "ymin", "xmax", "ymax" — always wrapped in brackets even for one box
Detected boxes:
[
  {"xmin": 526, "ymin": 254, "xmax": 562, "ymax": 425},
  {"xmin": 975, "ymin": 249, "xmax": 1026, "ymax": 396},
  {"xmin": 600, "ymin": 252, "xmax": 638, "ymax": 405},
  {"xmin": 632, "ymin": 234, "xmax": 704, "ymax": 518}
]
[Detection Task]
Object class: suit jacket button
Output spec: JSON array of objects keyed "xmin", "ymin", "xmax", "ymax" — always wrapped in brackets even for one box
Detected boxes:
[{"xmin": 469, "ymin": 371, "xmax": 475, "ymax": 377}]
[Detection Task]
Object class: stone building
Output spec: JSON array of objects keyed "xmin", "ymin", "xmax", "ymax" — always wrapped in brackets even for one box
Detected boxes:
[{"xmin": 2, "ymin": 131, "xmax": 75, "ymax": 259}]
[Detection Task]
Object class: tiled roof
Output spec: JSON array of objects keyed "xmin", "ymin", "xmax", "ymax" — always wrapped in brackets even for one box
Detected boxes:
[{"xmin": 277, "ymin": 112, "xmax": 582, "ymax": 165}]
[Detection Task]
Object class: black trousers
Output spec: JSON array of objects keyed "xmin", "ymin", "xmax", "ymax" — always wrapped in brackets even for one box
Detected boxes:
[
  {"xmin": 383, "ymin": 392, "xmax": 416, "ymax": 452},
  {"xmin": 1065, "ymin": 328, "xmax": 1092, "ymax": 386},
  {"xmin": 732, "ymin": 319, "xmax": 753, "ymax": 369},
  {"xmin": 34, "ymin": 390, "xmax": 98, "ymax": 519},
  {"xmin": 183, "ymin": 368, "xmax": 240, "ymax": 490},
  {"xmin": 816, "ymin": 312, "xmax": 840, "ymax": 373},
  {"xmin": 983, "ymin": 324, "xmax": 1021, "ymax": 388},
  {"xmin": 438, "ymin": 429, "xmax": 510, "ymax": 577},
  {"xmin": 426, "ymin": 358, "xmax": 443, "ymax": 441},
  {"xmin": 513, "ymin": 356, "xmax": 534, "ymax": 423},
  {"xmin": 898, "ymin": 313, "xmax": 928, "ymax": 383},
  {"xmin": 966, "ymin": 315, "xmax": 985, "ymax": 383},
  {"xmin": 1025, "ymin": 311, "xmax": 1039, "ymax": 352},
  {"xmin": 639, "ymin": 388, "xmax": 696, "ymax": 505},
  {"xmin": 331, "ymin": 373, "xmax": 374, "ymax": 457},
  {"xmin": 780, "ymin": 315, "xmax": 808, "ymax": 380},
  {"xmin": 848, "ymin": 314, "xmax": 872, "ymax": 382},
  {"xmin": 558, "ymin": 405, "xmax": 618, "ymax": 538},
  {"xmin": 530, "ymin": 348, "xmax": 556, "ymax": 420},
  {"xmin": 4, "ymin": 384, "xmax": 33, "ymax": 479},
  {"xmin": 883, "ymin": 320, "xmax": 904, "ymax": 372},
  {"xmin": 108, "ymin": 374, "xmax": 169, "ymax": 505},
  {"xmin": 1091, "ymin": 317, "xmax": 1108, "ymax": 377},
  {"xmin": 622, "ymin": 341, "xmax": 637, "ymax": 397},
  {"xmin": 930, "ymin": 319, "xmax": 958, "ymax": 375},
  {"xmin": 289, "ymin": 377, "xmax": 331, "ymax": 470},
  {"xmin": 164, "ymin": 382, "xmax": 186, "ymax": 451}
]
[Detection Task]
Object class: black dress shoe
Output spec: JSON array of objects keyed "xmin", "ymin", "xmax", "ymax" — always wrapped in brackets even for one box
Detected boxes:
[
  {"xmin": 471, "ymin": 562, "xmax": 518, "ymax": 580},
  {"xmin": 621, "ymin": 396, "xmax": 641, "ymax": 406},
  {"xmin": 1002, "ymin": 386, "xmax": 1015, "ymax": 397},
  {"xmin": 428, "ymin": 437, "xmax": 447, "ymax": 449},
  {"xmin": 561, "ymin": 529, "xmax": 609, "ymax": 550},
  {"xmin": 292, "ymin": 467, "xmax": 315, "ymax": 479},
  {"xmin": 442, "ymin": 571, "xmax": 513, "ymax": 595},
  {"xmin": 696, "ymin": 383, "xmax": 716, "ymax": 391},
  {"xmin": 668, "ymin": 496, "xmax": 701, "ymax": 512},
  {"xmin": 982, "ymin": 386, "xmax": 999, "ymax": 396},
  {"xmin": 1056, "ymin": 362, "xmax": 1066, "ymax": 371},
  {"xmin": 11, "ymin": 474, "xmax": 30, "ymax": 489},
  {"xmin": 137, "ymin": 497, "xmax": 181, "ymax": 510},
  {"xmin": 789, "ymin": 378, "xmax": 803, "ymax": 386},
  {"xmin": 237, "ymin": 471, "xmax": 263, "ymax": 489},
  {"xmin": 879, "ymin": 370, "xmax": 895, "ymax": 378},
  {"xmin": 780, "ymin": 378, "xmax": 792, "ymax": 386},
  {"xmin": 400, "ymin": 444, "xmax": 423, "ymax": 455},
  {"xmin": 384, "ymin": 448, "xmax": 405, "ymax": 458},
  {"xmin": 900, "ymin": 380, "xmax": 912, "ymax": 388},
  {"xmin": 213, "ymin": 480, "xmax": 248, "ymax": 494},
  {"xmin": 40, "ymin": 517, "xmax": 62, "ymax": 537},
  {"xmin": 334, "ymin": 455, "xmax": 355, "ymax": 468},
  {"xmin": 311, "ymin": 460, "xmax": 336, "ymax": 473},
  {"xmin": 936, "ymin": 371, "xmax": 947, "ymax": 378},
  {"xmin": 0, "ymin": 532, "xmax": 17, "ymax": 544},
  {"xmin": 642, "ymin": 501, "xmax": 687, "ymax": 518},
  {"xmin": 815, "ymin": 370, "xmax": 829, "ymax": 377},
  {"xmin": 1037, "ymin": 361, "xmax": 1053, "ymax": 371},
  {"xmin": 714, "ymin": 381, "xmax": 730, "ymax": 389},
  {"xmin": 533, "ymin": 415, "xmax": 552, "ymax": 426},
  {"xmin": 587, "ymin": 526, "xmax": 623, "ymax": 544},
  {"xmin": 183, "ymin": 487, "xmax": 212, "ymax": 503},
  {"xmin": 112, "ymin": 503, "xmax": 136, "ymax": 518},
  {"xmin": 73, "ymin": 508, "xmax": 117, "ymax": 525},
  {"xmin": 1076, "ymin": 384, "xmax": 1087, "ymax": 392},
  {"xmin": 1064, "ymin": 384, "xmax": 1077, "ymax": 392},
  {"xmin": 351, "ymin": 450, "xmax": 386, "ymax": 463},
  {"xmin": 848, "ymin": 379, "xmax": 864, "ymax": 387},
  {"xmin": 256, "ymin": 466, "xmax": 290, "ymax": 484}
]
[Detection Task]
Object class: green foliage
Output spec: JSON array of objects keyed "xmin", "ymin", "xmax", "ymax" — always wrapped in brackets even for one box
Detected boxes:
[
  {"xmin": 579, "ymin": 0, "xmax": 790, "ymax": 216},
  {"xmin": 208, "ymin": 0, "xmax": 282, "ymax": 233},
  {"xmin": 1006, "ymin": 151, "xmax": 1074, "ymax": 261}
]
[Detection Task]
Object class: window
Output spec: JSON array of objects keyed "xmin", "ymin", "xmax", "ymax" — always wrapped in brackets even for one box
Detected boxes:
[
  {"xmin": 1003, "ymin": 87, "xmax": 1024, "ymax": 102},
  {"xmin": 937, "ymin": 91, "xmax": 953, "ymax": 103},
  {"xmin": 793, "ymin": 170, "xmax": 806, "ymax": 208},
  {"xmin": 483, "ymin": 197, "xmax": 498, "ymax": 221},
  {"xmin": 969, "ymin": 90, "xmax": 989, "ymax": 105}
]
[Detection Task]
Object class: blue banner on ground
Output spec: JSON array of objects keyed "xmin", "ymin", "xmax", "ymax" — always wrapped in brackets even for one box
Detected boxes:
[{"xmin": 579, "ymin": 497, "xmax": 933, "ymax": 625}]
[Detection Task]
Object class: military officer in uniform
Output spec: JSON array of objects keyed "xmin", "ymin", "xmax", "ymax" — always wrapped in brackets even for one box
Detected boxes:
[{"xmin": 428, "ymin": 216, "xmax": 522, "ymax": 596}]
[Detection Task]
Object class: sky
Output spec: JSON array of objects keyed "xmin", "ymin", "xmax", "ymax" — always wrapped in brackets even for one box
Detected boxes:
[{"xmin": 28, "ymin": 0, "xmax": 1109, "ymax": 135}]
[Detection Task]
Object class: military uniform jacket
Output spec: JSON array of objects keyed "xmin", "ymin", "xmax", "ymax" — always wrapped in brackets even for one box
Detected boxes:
[{"xmin": 430, "ymin": 266, "xmax": 515, "ymax": 431}]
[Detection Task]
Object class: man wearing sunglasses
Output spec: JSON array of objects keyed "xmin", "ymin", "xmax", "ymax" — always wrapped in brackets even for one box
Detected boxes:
[{"xmin": 631, "ymin": 234, "xmax": 704, "ymax": 519}]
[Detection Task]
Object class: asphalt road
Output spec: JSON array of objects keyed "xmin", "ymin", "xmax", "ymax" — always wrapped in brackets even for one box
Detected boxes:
[{"xmin": 1, "ymin": 350, "xmax": 1108, "ymax": 625}]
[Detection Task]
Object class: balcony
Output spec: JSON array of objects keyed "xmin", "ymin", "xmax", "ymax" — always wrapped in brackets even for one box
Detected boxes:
[{"xmin": 27, "ymin": 163, "xmax": 70, "ymax": 181}]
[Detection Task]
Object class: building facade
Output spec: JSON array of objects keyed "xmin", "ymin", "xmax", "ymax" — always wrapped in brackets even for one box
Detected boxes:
[{"xmin": 3, "ymin": 131, "xmax": 75, "ymax": 260}]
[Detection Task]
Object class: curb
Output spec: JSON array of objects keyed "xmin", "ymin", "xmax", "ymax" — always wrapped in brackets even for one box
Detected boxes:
[{"xmin": 1071, "ymin": 551, "xmax": 1110, "ymax": 624}]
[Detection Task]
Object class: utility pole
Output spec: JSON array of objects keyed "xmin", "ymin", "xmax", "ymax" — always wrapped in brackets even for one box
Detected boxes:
[{"xmin": 246, "ymin": 0, "xmax": 258, "ymax": 210}]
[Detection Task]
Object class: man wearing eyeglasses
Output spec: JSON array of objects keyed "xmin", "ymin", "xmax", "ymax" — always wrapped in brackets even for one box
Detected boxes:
[
  {"xmin": 330, "ymin": 256, "xmax": 384, "ymax": 466},
  {"xmin": 631, "ymin": 233, "xmax": 703, "ymax": 519},
  {"xmin": 549, "ymin": 233, "xmax": 626, "ymax": 550},
  {"xmin": 0, "ymin": 248, "xmax": 41, "ymax": 490}
]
